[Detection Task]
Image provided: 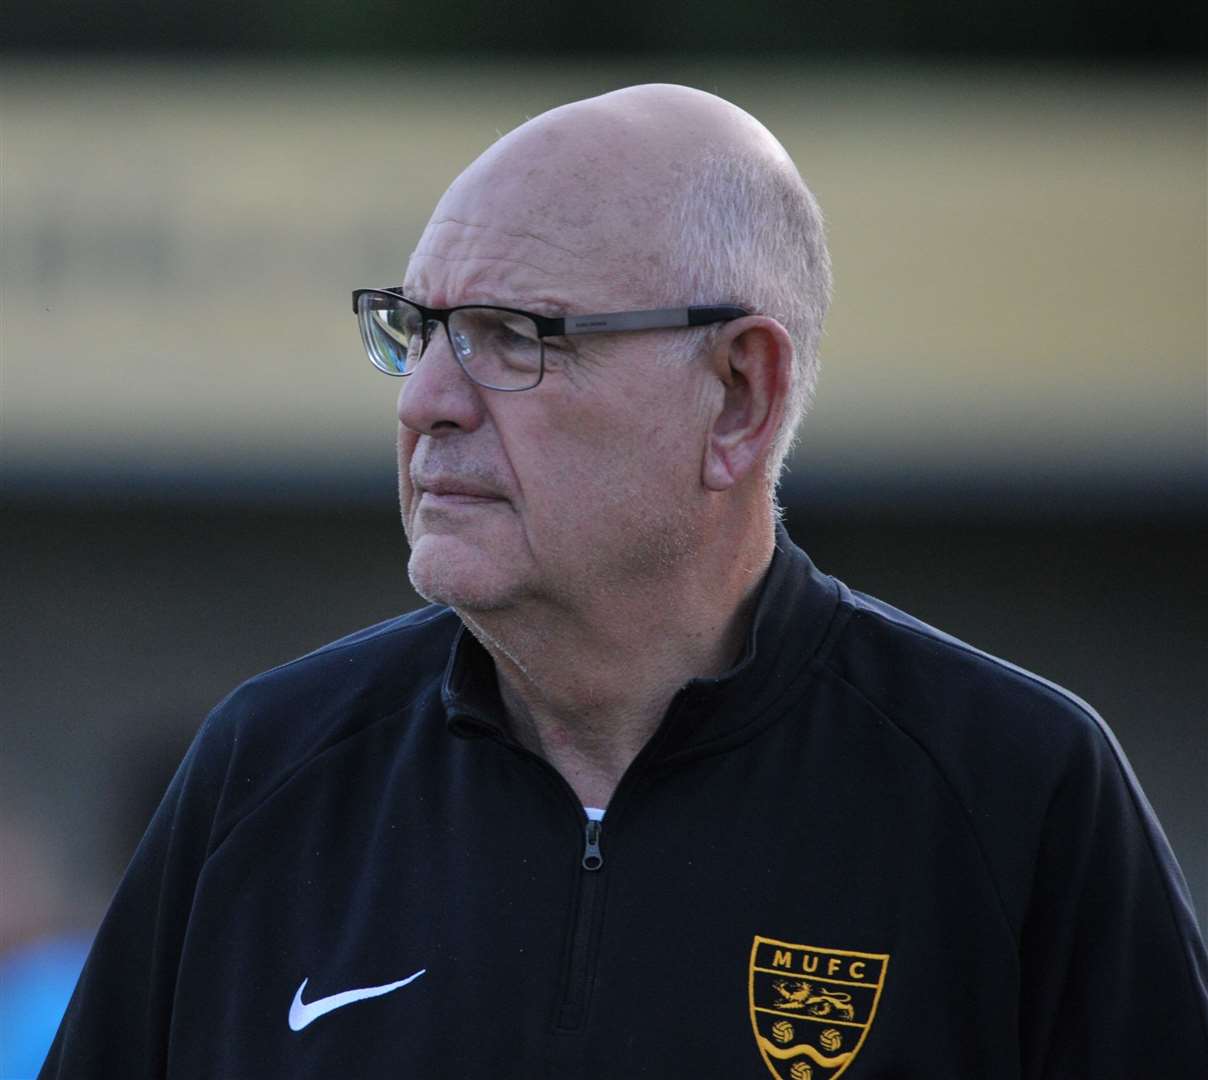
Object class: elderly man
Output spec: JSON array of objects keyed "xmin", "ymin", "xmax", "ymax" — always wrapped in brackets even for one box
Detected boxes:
[{"xmin": 44, "ymin": 85, "xmax": 1205, "ymax": 1079}]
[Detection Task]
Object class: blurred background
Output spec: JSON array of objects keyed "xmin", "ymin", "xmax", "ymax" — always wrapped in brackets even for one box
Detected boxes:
[{"xmin": 1, "ymin": 3, "xmax": 1205, "ymax": 1074}]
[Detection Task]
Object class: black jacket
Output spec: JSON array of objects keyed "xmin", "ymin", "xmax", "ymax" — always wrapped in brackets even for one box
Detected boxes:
[{"xmin": 42, "ymin": 533, "xmax": 1208, "ymax": 1078}]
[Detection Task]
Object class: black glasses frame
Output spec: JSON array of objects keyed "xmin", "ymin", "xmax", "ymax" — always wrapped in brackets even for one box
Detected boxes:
[{"xmin": 352, "ymin": 287, "xmax": 750, "ymax": 391}]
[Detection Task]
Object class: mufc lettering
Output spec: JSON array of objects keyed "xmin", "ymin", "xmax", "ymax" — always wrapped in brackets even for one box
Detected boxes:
[{"xmin": 770, "ymin": 949, "xmax": 873, "ymax": 983}]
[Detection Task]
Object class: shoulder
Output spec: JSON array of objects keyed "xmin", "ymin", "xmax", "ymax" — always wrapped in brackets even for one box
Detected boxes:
[
  {"xmin": 815, "ymin": 583, "xmax": 1179, "ymax": 929},
  {"xmin": 220, "ymin": 602, "xmax": 460, "ymax": 724},
  {"xmin": 823, "ymin": 585, "xmax": 1112, "ymax": 775},
  {"xmin": 184, "ymin": 604, "xmax": 461, "ymax": 841}
]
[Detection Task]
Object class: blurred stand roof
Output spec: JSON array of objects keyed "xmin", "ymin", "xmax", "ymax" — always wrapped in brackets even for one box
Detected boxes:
[{"xmin": 1, "ymin": 59, "xmax": 1204, "ymax": 517}]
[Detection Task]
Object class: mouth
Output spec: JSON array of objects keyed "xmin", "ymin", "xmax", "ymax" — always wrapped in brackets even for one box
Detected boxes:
[
  {"xmin": 420, "ymin": 490, "xmax": 499, "ymax": 505},
  {"xmin": 412, "ymin": 475, "xmax": 506, "ymax": 509}
]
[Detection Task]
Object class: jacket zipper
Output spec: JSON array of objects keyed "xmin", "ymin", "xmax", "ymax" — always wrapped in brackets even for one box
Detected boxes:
[
  {"xmin": 474, "ymin": 704, "xmax": 689, "ymax": 1034},
  {"xmin": 555, "ymin": 816, "xmax": 605, "ymax": 1030},
  {"xmin": 472, "ymin": 726, "xmax": 612, "ymax": 1032},
  {"xmin": 549, "ymin": 699, "xmax": 693, "ymax": 1031},
  {"xmin": 581, "ymin": 819, "xmax": 603, "ymax": 871}
]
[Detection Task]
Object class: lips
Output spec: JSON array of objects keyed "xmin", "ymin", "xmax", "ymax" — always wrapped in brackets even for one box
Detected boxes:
[{"xmin": 411, "ymin": 473, "xmax": 505, "ymax": 503}]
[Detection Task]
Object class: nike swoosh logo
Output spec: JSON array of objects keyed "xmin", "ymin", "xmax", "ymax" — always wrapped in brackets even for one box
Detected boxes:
[{"xmin": 288, "ymin": 969, "xmax": 427, "ymax": 1031}]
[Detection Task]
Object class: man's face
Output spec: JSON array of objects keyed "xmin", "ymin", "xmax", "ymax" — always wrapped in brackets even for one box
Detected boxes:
[{"xmin": 394, "ymin": 143, "xmax": 714, "ymax": 617}]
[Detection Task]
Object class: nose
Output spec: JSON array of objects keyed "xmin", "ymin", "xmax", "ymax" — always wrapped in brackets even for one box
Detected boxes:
[{"xmin": 396, "ymin": 326, "xmax": 486, "ymax": 435}]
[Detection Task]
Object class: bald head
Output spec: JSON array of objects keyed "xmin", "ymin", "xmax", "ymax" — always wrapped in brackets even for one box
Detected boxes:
[
  {"xmin": 426, "ymin": 86, "xmax": 792, "ymax": 295},
  {"xmin": 483, "ymin": 84, "xmax": 794, "ymax": 220},
  {"xmin": 407, "ymin": 84, "xmax": 831, "ymax": 484}
]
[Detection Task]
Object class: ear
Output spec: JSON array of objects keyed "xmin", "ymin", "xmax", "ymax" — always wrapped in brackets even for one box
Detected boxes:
[{"xmin": 701, "ymin": 317, "xmax": 793, "ymax": 492}]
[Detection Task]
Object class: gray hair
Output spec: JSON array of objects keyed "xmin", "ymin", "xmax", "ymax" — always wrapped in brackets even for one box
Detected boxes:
[{"xmin": 658, "ymin": 148, "xmax": 832, "ymax": 490}]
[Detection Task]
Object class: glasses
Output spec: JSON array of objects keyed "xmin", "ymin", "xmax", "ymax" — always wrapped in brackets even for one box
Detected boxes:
[{"xmin": 352, "ymin": 288, "xmax": 750, "ymax": 391}]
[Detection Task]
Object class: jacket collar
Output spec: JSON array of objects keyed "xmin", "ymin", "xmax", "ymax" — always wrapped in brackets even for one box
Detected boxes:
[{"xmin": 441, "ymin": 524, "xmax": 842, "ymax": 759}]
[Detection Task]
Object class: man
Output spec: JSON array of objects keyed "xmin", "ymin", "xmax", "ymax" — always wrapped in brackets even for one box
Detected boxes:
[{"xmin": 44, "ymin": 84, "xmax": 1205, "ymax": 1078}]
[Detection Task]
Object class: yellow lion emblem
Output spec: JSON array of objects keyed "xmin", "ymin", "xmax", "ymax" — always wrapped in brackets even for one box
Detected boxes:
[{"xmin": 770, "ymin": 980, "xmax": 856, "ymax": 1020}]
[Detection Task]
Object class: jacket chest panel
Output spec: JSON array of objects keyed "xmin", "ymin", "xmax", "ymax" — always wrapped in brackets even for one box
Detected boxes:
[{"xmin": 165, "ymin": 767, "xmax": 1019, "ymax": 1078}]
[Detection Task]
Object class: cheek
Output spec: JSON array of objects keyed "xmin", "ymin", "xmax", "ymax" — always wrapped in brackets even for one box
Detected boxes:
[
  {"xmin": 528, "ymin": 395, "xmax": 692, "ymax": 518},
  {"xmin": 489, "ymin": 366, "xmax": 707, "ymax": 551}
]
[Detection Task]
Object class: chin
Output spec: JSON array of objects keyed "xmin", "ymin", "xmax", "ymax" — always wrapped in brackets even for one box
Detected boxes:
[{"xmin": 406, "ymin": 533, "xmax": 520, "ymax": 614}]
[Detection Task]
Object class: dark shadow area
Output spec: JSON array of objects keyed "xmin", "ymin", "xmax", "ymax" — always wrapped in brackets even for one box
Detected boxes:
[
  {"xmin": 6, "ymin": 0, "xmax": 1205, "ymax": 57},
  {"xmin": 3, "ymin": 495, "xmax": 1204, "ymax": 930}
]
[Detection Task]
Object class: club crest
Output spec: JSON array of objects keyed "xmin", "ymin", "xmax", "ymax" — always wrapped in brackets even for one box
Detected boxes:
[{"xmin": 749, "ymin": 936, "xmax": 889, "ymax": 1080}]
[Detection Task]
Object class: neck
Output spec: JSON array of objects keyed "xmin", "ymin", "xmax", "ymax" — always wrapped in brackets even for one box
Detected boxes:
[{"xmin": 460, "ymin": 513, "xmax": 775, "ymax": 809}]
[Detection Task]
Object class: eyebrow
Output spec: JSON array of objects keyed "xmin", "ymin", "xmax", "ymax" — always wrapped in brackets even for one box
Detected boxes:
[{"xmin": 397, "ymin": 286, "xmax": 574, "ymax": 320}]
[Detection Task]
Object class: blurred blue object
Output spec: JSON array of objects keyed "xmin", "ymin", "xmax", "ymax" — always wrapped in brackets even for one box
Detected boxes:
[{"xmin": 0, "ymin": 933, "xmax": 91, "ymax": 1080}]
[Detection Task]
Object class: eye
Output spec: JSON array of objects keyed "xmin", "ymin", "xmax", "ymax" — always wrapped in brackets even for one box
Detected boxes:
[
  {"xmin": 497, "ymin": 314, "xmax": 541, "ymax": 345},
  {"xmin": 385, "ymin": 306, "xmax": 421, "ymax": 337}
]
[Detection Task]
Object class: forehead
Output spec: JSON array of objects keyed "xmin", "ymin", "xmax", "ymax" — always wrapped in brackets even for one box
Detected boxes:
[
  {"xmin": 405, "ymin": 218, "xmax": 603, "ymax": 316},
  {"xmin": 404, "ymin": 130, "xmax": 670, "ymax": 313}
]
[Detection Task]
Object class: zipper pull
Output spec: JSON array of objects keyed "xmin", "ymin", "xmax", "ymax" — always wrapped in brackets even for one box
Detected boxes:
[{"xmin": 581, "ymin": 818, "xmax": 603, "ymax": 871}]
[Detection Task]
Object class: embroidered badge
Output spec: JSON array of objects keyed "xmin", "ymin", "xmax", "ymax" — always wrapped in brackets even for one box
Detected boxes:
[{"xmin": 749, "ymin": 936, "xmax": 889, "ymax": 1079}]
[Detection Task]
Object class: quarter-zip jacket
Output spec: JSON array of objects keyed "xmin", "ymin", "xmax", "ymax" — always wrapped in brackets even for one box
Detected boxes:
[{"xmin": 42, "ymin": 532, "xmax": 1208, "ymax": 1078}]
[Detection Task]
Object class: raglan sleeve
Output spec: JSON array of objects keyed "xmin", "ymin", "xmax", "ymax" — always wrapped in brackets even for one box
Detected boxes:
[
  {"xmin": 38, "ymin": 703, "xmax": 237, "ymax": 1079},
  {"xmin": 1016, "ymin": 710, "xmax": 1208, "ymax": 1078}
]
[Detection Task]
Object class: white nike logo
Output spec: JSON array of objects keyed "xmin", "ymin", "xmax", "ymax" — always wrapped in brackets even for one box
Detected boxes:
[{"xmin": 288, "ymin": 969, "xmax": 427, "ymax": 1031}]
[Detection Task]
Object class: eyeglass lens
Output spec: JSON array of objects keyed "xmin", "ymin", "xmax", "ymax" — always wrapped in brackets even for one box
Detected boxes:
[{"xmin": 357, "ymin": 294, "xmax": 544, "ymax": 390}]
